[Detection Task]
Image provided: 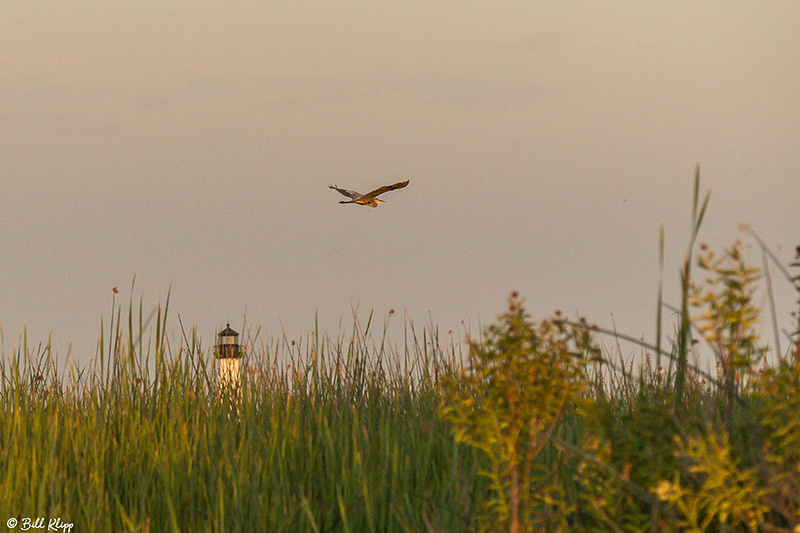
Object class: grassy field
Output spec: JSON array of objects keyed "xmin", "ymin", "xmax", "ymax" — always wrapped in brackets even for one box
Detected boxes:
[
  {"xmin": 2, "ymin": 176, "xmax": 799, "ymax": 532},
  {"xmin": 1, "ymin": 309, "xmax": 479, "ymax": 531}
]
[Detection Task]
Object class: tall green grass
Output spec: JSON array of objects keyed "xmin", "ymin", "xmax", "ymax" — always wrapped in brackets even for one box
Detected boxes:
[
  {"xmin": 0, "ymin": 307, "xmax": 492, "ymax": 532},
  {"xmin": 2, "ymin": 170, "xmax": 799, "ymax": 531}
]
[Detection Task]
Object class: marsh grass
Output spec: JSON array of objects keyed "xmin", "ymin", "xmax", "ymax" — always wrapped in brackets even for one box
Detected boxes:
[
  {"xmin": 2, "ymin": 170, "xmax": 800, "ymax": 531},
  {"xmin": 1, "ymin": 302, "xmax": 497, "ymax": 532}
]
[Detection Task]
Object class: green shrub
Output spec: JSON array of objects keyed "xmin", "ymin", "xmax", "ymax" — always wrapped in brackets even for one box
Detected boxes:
[{"xmin": 439, "ymin": 293, "xmax": 598, "ymax": 532}]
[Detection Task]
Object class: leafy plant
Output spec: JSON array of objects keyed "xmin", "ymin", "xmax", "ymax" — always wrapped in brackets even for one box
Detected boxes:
[
  {"xmin": 690, "ymin": 240, "xmax": 765, "ymax": 428},
  {"xmin": 653, "ymin": 430, "xmax": 771, "ymax": 532},
  {"xmin": 651, "ymin": 241, "xmax": 800, "ymax": 532},
  {"xmin": 439, "ymin": 293, "xmax": 598, "ymax": 532}
]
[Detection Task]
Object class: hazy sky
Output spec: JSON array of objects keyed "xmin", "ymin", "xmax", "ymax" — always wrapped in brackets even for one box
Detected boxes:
[{"xmin": 2, "ymin": 3, "xmax": 799, "ymax": 367}]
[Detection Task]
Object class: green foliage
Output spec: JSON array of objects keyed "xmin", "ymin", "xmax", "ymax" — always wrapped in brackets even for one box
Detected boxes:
[
  {"xmin": 567, "ymin": 169, "xmax": 800, "ymax": 532},
  {"xmin": 690, "ymin": 240, "xmax": 767, "ymax": 430},
  {"xmin": 647, "ymin": 242, "xmax": 800, "ymax": 532},
  {"xmin": 751, "ymin": 356, "xmax": 800, "ymax": 529},
  {"xmin": 576, "ymin": 386, "xmax": 684, "ymax": 532},
  {"xmin": 439, "ymin": 293, "xmax": 598, "ymax": 532},
  {"xmin": 653, "ymin": 431, "xmax": 771, "ymax": 532},
  {"xmin": 571, "ymin": 435, "xmax": 654, "ymax": 532},
  {"xmin": 791, "ymin": 245, "xmax": 800, "ymax": 346},
  {"xmin": 0, "ymin": 304, "xmax": 481, "ymax": 532},
  {"xmin": 691, "ymin": 241, "xmax": 765, "ymax": 376},
  {"xmin": 3, "ymin": 170, "xmax": 800, "ymax": 532}
]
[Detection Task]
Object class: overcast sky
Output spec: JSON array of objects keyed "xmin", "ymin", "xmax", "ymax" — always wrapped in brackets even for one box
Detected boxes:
[{"xmin": 2, "ymin": 2, "xmax": 798, "ymax": 368}]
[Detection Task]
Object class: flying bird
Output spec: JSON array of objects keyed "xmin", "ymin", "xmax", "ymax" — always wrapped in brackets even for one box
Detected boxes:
[{"xmin": 328, "ymin": 180, "xmax": 409, "ymax": 207}]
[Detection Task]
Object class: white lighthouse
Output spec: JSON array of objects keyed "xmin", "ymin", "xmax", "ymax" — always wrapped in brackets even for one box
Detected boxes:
[{"xmin": 215, "ymin": 323, "xmax": 243, "ymax": 397}]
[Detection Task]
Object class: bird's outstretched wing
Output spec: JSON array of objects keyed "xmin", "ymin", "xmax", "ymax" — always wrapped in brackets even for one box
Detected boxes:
[
  {"xmin": 362, "ymin": 180, "xmax": 410, "ymax": 200},
  {"xmin": 328, "ymin": 184, "xmax": 362, "ymax": 200}
]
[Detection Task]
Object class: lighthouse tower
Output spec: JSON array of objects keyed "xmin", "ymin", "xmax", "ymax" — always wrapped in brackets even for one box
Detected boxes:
[{"xmin": 215, "ymin": 323, "xmax": 243, "ymax": 396}]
